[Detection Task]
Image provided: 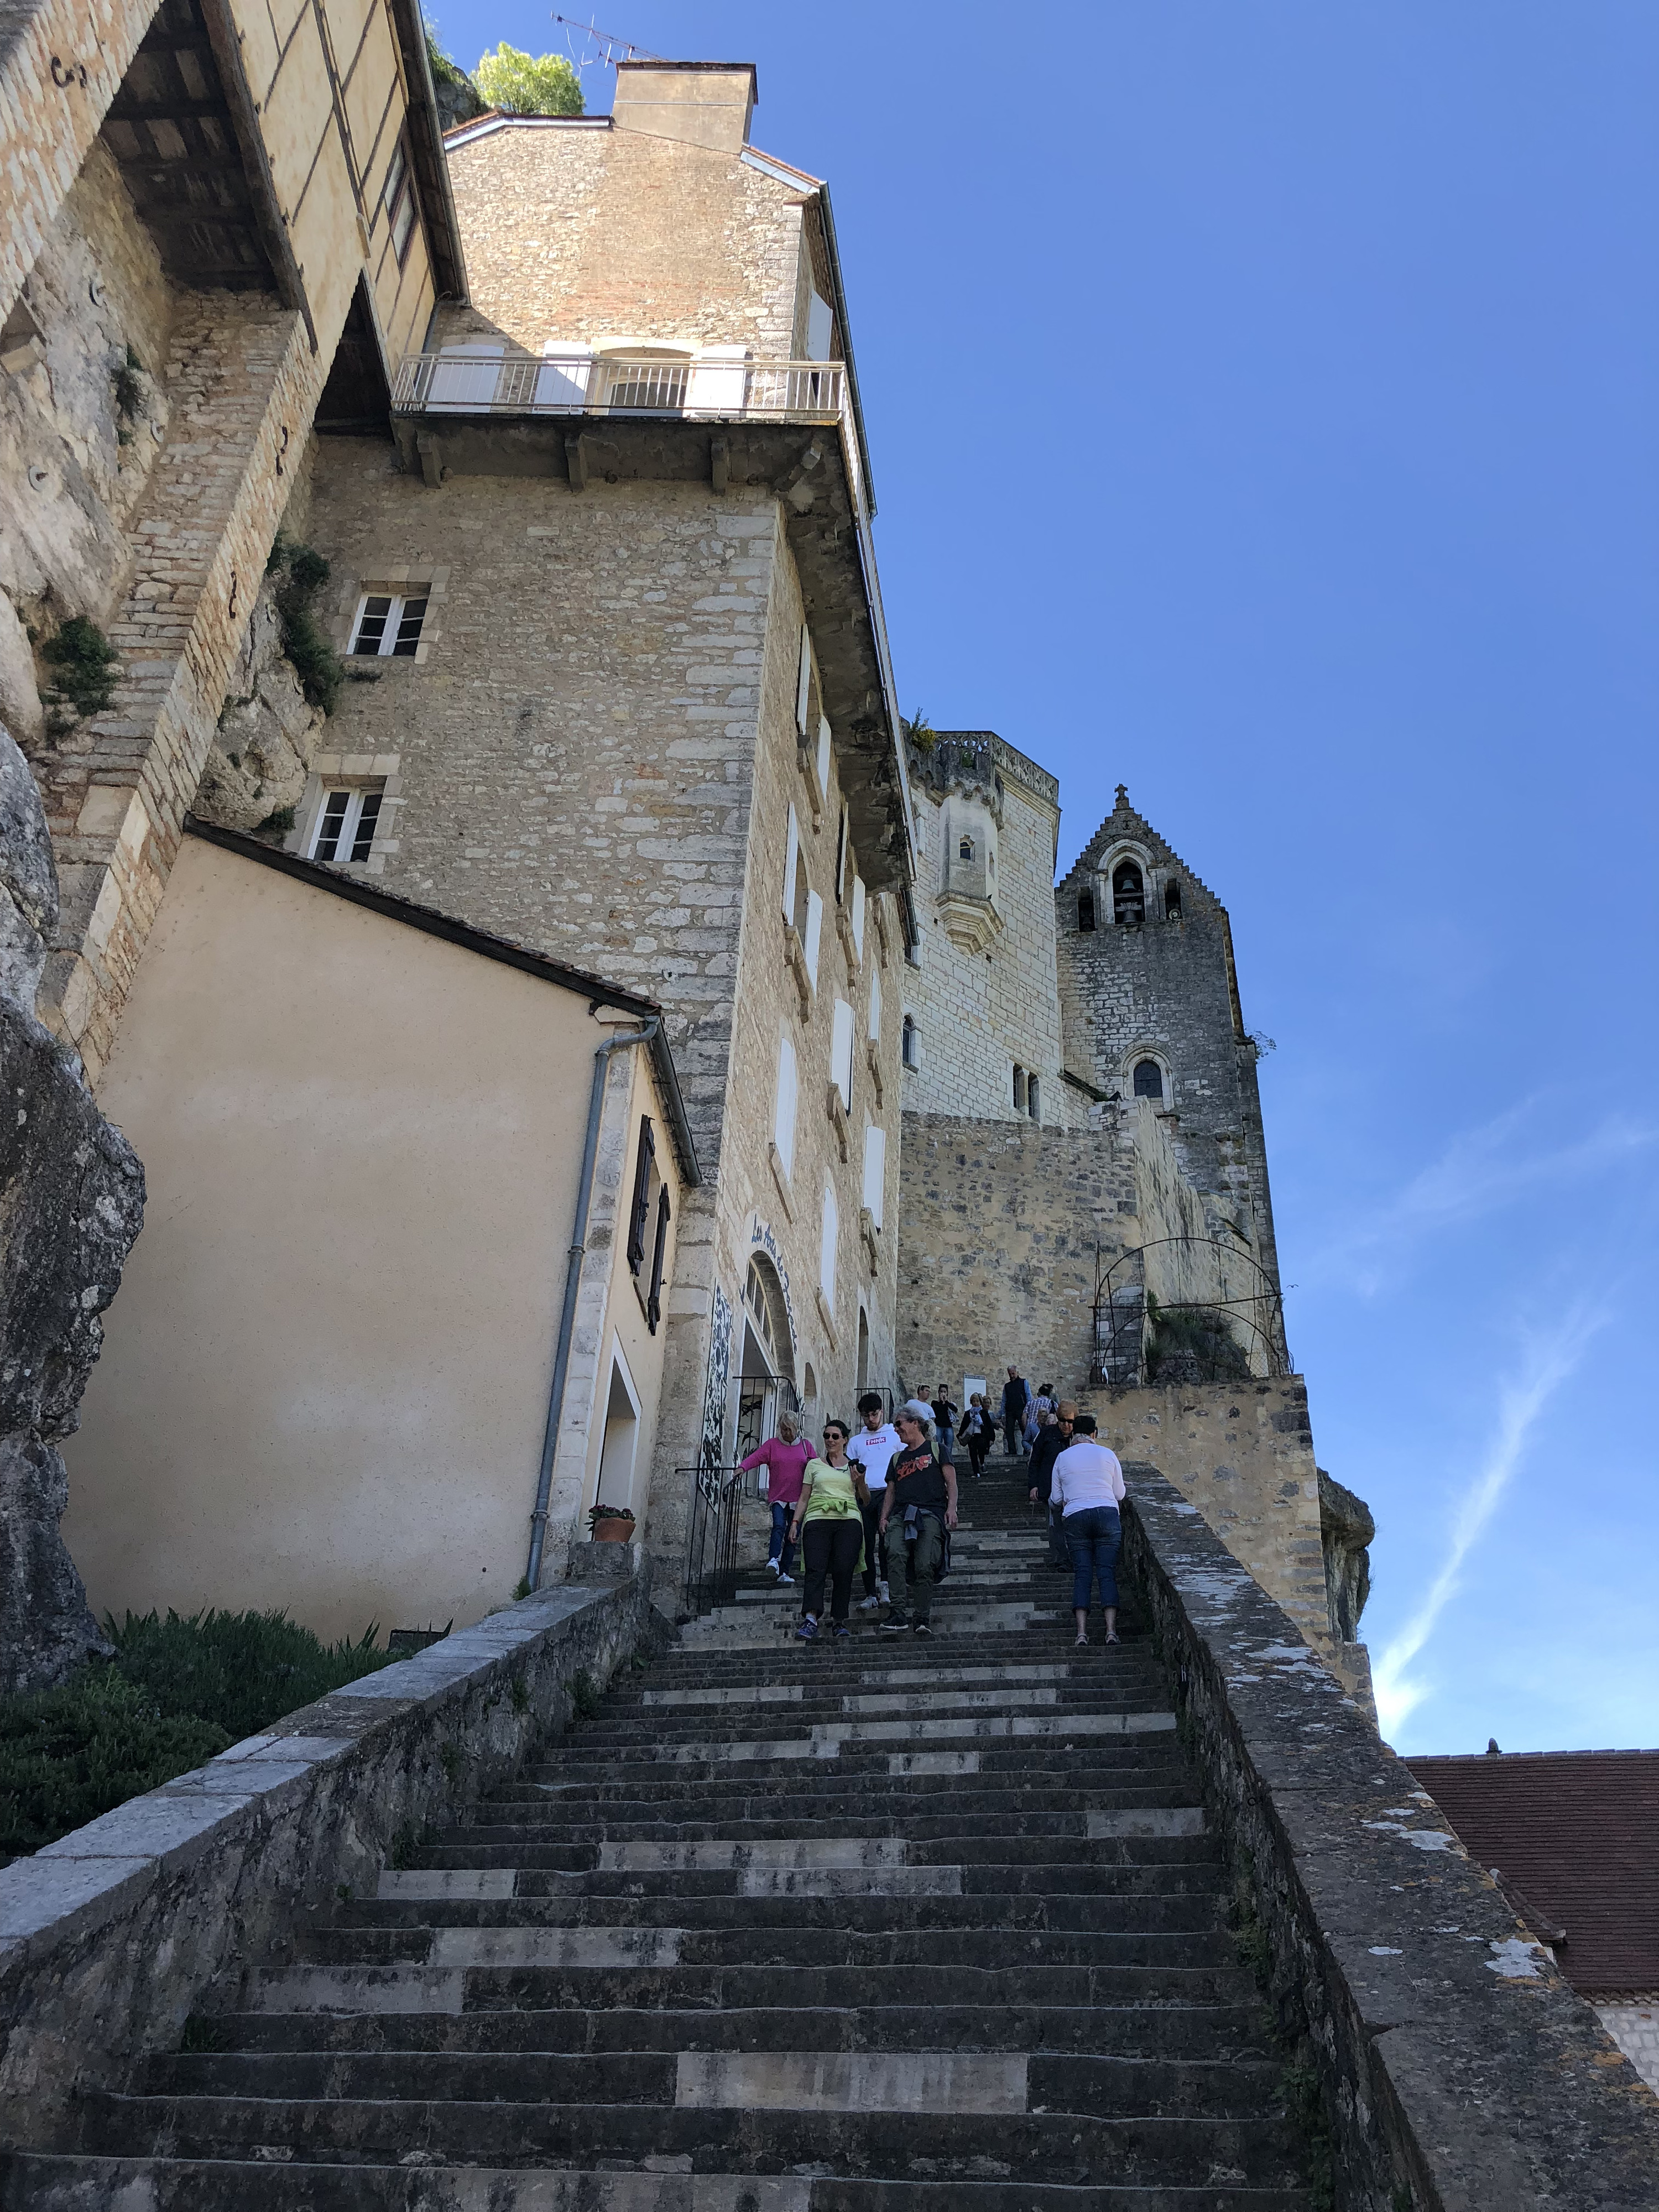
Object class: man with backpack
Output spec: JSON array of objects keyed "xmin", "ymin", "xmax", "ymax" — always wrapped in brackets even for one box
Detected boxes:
[{"xmin": 877, "ymin": 1400, "xmax": 959, "ymax": 1637}]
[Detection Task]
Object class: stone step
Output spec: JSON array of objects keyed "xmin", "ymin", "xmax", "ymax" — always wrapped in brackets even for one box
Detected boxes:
[
  {"xmin": 348, "ymin": 1874, "xmax": 1231, "ymax": 1917},
  {"xmin": 141, "ymin": 2049, "xmax": 1287, "ymax": 2120},
  {"xmin": 1, "ymin": 2153, "xmax": 1315, "ymax": 2210},
  {"xmin": 185, "ymin": 1999, "xmax": 1276, "ymax": 2058},
  {"xmin": 77, "ymin": 2094, "xmax": 1307, "ymax": 2187},
  {"xmin": 233, "ymin": 1958, "xmax": 1263, "ymax": 2016},
  {"xmin": 430, "ymin": 1805, "xmax": 1209, "ymax": 1848}
]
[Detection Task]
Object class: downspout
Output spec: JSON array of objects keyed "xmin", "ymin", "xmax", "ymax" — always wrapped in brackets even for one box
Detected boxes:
[{"xmin": 525, "ymin": 1018, "xmax": 659, "ymax": 1590}]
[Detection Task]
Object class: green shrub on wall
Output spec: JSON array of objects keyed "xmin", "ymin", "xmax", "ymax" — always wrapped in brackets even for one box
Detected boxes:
[{"xmin": 0, "ymin": 1609, "xmax": 397, "ymax": 1859}]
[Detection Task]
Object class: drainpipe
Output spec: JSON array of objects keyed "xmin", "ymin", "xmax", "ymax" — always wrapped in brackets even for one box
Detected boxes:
[{"xmin": 525, "ymin": 1018, "xmax": 660, "ymax": 1591}]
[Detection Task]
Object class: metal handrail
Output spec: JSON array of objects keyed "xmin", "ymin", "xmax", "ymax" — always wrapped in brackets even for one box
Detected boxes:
[
  {"xmin": 681, "ymin": 1461, "xmax": 745, "ymax": 1618},
  {"xmin": 1093, "ymin": 1235, "xmax": 1289, "ymax": 1389},
  {"xmin": 392, "ymin": 352, "xmax": 848, "ymax": 426}
]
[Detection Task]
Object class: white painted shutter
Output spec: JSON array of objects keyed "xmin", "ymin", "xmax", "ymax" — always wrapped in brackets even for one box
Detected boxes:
[
  {"xmin": 831, "ymin": 1000, "xmax": 854, "ymax": 1109},
  {"xmin": 535, "ymin": 342, "xmax": 593, "ymax": 409},
  {"xmin": 868, "ymin": 969, "xmax": 881, "ymax": 1041},
  {"xmin": 820, "ymin": 1183, "xmax": 838, "ymax": 1303},
  {"xmin": 773, "ymin": 1035, "xmax": 798, "ymax": 1178},
  {"xmin": 817, "ymin": 716, "xmax": 832, "ymax": 799},
  {"xmin": 863, "ymin": 1124, "xmax": 886, "ymax": 1229},
  {"xmin": 804, "ymin": 890, "xmax": 823, "ymax": 989},
  {"xmin": 687, "ymin": 343, "xmax": 748, "ymax": 410},
  {"xmin": 795, "ymin": 627, "xmax": 812, "ymax": 737},
  {"xmin": 851, "ymin": 876, "xmax": 866, "ymax": 959},
  {"xmin": 782, "ymin": 806, "xmax": 800, "ymax": 925}
]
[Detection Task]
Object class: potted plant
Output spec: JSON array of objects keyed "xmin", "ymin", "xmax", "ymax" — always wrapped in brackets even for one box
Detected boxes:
[{"xmin": 588, "ymin": 1501, "xmax": 636, "ymax": 1543}]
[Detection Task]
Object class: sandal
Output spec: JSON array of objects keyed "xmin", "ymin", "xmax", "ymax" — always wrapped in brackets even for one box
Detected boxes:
[
  {"xmin": 1073, "ymin": 1634, "xmax": 1089, "ymax": 1647},
  {"xmin": 1104, "ymin": 1632, "xmax": 1120, "ymax": 1645}
]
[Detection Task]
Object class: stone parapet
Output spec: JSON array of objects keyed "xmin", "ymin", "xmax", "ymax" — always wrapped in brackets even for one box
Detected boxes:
[
  {"xmin": 1124, "ymin": 1471, "xmax": 1659, "ymax": 2211},
  {"xmin": 0, "ymin": 1562, "xmax": 656, "ymax": 2145}
]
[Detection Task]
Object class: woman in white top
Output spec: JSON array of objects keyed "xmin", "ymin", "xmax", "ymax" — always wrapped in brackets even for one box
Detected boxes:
[{"xmin": 1049, "ymin": 1413, "xmax": 1126, "ymax": 1647}]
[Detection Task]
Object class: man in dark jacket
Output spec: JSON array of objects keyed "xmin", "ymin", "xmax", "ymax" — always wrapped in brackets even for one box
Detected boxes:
[
  {"xmin": 1028, "ymin": 1400, "xmax": 1076, "ymax": 1566},
  {"xmin": 1000, "ymin": 1368, "xmax": 1030, "ymax": 1459}
]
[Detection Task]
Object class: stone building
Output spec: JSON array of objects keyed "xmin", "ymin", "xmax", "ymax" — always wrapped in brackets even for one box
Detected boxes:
[{"xmin": 897, "ymin": 732, "xmax": 1368, "ymax": 1693}]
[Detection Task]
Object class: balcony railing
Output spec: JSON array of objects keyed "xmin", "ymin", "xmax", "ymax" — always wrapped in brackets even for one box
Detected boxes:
[{"xmin": 392, "ymin": 351, "xmax": 848, "ymax": 427}]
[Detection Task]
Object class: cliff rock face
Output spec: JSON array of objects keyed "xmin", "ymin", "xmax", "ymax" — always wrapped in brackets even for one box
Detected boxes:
[
  {"xmin": 0, "ymin": 727, "xmax": 144, "ymax": 1692},
  {"xmin": 190, "ymin": 576, "xmax": 325, "ymax": 835},
  {"xmin": 1318, "ymin": 1466, "xmax": 1374, "ymax": 1644}
]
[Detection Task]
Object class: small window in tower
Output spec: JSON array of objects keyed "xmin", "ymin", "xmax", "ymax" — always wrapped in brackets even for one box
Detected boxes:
[
  {"xmin": 1113, "ymin": 860, "xmax": 1145, "ymax": 926},
  {"xmin": 901, "ymin": 1014, "xmax": 920, "ymax": 1070},
  {"xmin": 1164, "ymin": 880, "xmax": 1183, "ymax": 921},
  {"xmin": 351, "ymin": 590, "xmax": 429, "ymax": 658},
  {"xmin": 1013, "ymin": 1065, "xmax": 1026, "ymax": 1114},
  {"xmin": 309, "ymin": 784, "xmax": 384, "ymax": 865},
  {"xmin": 958, "ymin": 834, "xmax": 974, "ymax": 861},
  {"xmin": 1078, "ymin": 890, "xmax": 1096, "ymax": 931},
  {"xmin": 1027, "ymin": 1074, "xmax": 1040, "ymax": 1121},
  {"xmin": 1133, "ymin": 1058, "xmax": 1164, "ymax": 1100}
]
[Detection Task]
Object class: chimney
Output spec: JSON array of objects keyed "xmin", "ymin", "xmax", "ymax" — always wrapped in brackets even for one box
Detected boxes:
[{"xmin": 612, "ymin": 61, "xmax": 757, "ymax": 154}]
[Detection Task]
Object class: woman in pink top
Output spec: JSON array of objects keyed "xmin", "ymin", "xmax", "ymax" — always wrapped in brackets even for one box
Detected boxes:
[{"xmin": 740, "ymin": 1412, "xmax": 814, "ymax": 1584}]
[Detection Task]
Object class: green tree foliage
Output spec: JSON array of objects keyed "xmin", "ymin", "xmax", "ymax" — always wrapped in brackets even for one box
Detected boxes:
[{"xmin": 475, "ymin": 42, "xmax": 584, "ymax": 117}]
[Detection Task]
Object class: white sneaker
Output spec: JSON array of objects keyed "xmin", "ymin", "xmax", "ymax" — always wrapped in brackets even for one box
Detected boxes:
[
  {"xmin": 859, "ymin": 1594, "xmax": 881, "ymax": 1610},
  {"xmin": 766, "ymin": 1559, "xmax": 780, "ymax": 1577},
  {"xmin": 775, "ymin": 1571, "xmax": 796, "ymax": 1586},
  {"xmin": 878, "ymin": 1580, "xmax": 890, "ymax": 1604}
]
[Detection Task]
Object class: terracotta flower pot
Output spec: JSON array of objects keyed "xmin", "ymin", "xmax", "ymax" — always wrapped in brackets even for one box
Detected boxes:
[{"xmin": 591, "ymin": 1517, "xmax": 635, "ymax": 1543}]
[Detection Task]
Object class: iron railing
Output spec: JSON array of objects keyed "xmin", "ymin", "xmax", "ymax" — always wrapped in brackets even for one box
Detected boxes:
[
  {"xmin": 1093, "ymin": 1236, "xmax": 1288, "ymax": 1389},
  {"xmin": 681, "ymin": 1462, "xmax": 745, "ymax": 1617},
  {"xmin": 392, "ymin": 352, "xmax": 848, "ymax": 427}
]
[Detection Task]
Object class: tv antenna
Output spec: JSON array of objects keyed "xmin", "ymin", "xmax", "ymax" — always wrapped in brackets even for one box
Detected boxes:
[{"xmin": 551, "ymin": 13, "xmax": 665, "ymax": 73}]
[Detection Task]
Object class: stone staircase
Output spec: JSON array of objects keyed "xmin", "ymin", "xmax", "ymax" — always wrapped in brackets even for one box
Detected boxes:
[{"xmin": 8, "ymin": 1458, "xmax": 1314, "ymax": 2208}]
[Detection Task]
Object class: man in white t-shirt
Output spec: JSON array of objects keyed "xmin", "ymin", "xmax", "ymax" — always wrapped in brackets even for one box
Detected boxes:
[{"xmin": 847, "ymin": 1391, "xmax": 901, "ymax": 1609}]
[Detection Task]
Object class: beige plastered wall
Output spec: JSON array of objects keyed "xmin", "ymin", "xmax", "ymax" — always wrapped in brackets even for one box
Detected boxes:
[{"xmin": 62, "ymin": 837, "xmax": 677, "ymax": 1642}]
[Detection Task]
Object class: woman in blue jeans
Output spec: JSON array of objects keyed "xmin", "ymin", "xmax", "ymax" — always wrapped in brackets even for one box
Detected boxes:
[{"xmin": 1049, "ymin": 1413, "xmax": 1127, "ymax": 1647}]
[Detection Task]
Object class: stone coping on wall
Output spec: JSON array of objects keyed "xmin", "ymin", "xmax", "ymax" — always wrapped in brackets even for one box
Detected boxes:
[
  {"xmin": 1123, "ymin": 1472, "xmax": 1659, "ymax": 2211},
  {"xmin": 0, "ymin": 1564, "xmax": 655, "ymax": 2147}
]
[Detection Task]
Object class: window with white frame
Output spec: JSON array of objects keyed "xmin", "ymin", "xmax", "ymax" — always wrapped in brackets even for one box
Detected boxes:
[
  {"xmin": 382, "ymin": 139, "xmax": 418, "ymax": 265},
  {"xmin": 310, "ymin": 785, "xmax": 383, "ymax": 864},
  {"xmin": 773, "ymin": 1034, "xmax": 799, "ymax": 1178},
  {"xmin": 862, "ymin": 1124, "xmax": 886, "ymax": 1229},
  {"xmin": 831, "ymin": 999, "xmax": 854, "ymax": 1109},
  {"xmin": 782, "ymin": 805, "xmax": 800, "ymax": 926},
  {"xmin": 351, "ymin": 590, "xmax": 429, "ymax": 658},
  {"xmin": 820, "ymin": 1182, "xmax": 839, "ymax": 1305},
  {"xmin": 868, "ymin": 969, "xmax": 881, "ymax": 1042},
  {"xmin": 851, "ymin": 876, "xmax": 866, "ymax": 959},
  {"xmin": 795, "ymin": 626, "xmax": 813, "ymax": 737}
]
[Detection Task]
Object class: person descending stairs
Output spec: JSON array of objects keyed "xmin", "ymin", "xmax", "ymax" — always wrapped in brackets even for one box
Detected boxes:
[{"xmin": 14, "ymin": 1455, "xmax": 1317, "ymax": 2208}]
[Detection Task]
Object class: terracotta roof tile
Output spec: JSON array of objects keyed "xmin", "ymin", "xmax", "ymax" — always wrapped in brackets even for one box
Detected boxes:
[{"xmin": 1406, "ymin": 1749, "xmax": 1659, "ymax": 1996}]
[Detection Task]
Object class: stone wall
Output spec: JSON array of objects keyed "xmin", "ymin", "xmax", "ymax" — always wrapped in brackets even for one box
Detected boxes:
[
  {"xmin": 0, "ymin": 1564, "xmax": 658, "ymax": 2145},
  {"xmin": 438, "ymin": 115, "xmax": 815, "ymax": 360},
  {"xmin": 1124, "ymin": 1471, "xmax": 1659, "ymax": 2211},
  {"xmin": 896, "ymin": 1111, "xmax": 1133, "ymax": 1402}
]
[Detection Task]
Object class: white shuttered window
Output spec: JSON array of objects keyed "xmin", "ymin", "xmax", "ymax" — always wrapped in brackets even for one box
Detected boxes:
[
  {"xmin": 863, "ymin": 1124, "xmax": 886, "ymax": 1229},
  {"xmin": 774, "ymin": 1035, "xmax": 799, "ymax": 1178},
  {"xmin": 831, "ymin": 1000, "xmax": 854, "ymax": 1108}
]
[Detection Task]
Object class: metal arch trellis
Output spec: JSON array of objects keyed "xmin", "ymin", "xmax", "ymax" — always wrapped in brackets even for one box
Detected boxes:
[{"xmin": 1092, "ymin": 1235, "xmax": 1289, "ymax": 1389}]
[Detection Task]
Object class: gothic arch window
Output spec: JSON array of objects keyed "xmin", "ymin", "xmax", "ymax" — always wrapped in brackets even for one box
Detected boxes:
[
  {"xmin": 958, "ymin": 834, "xmax": 974, "ymax": 861},
  {"xmin": 1077, "ymin": 889, "xmax": 1096, "ymax": 931},
  {"xmin": 1164, "ymin": 879, "xmax": 1183, "ymax": 920},
  {"xmin": 1133, "ymin": 1058, "xmax": 1165, "ymax": 1100},
  {"xmin": 901, "ymin": 1014, "xmax": 920, "ymax": 1070},
  {"xmin": 1113, "ymin": 859, "xmax": 1145, "ymax": 925}
]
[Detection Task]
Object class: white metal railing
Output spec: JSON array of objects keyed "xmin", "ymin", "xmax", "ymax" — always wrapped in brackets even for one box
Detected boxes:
[{"xmin": 392, "ymin": 351, "xmax": 847, "ymax": 427}]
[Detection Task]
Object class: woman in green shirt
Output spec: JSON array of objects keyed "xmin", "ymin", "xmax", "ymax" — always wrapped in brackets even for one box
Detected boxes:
[{"xmin": 787, "ymin": 1420, "xmax": 871, "ymax": 1642}]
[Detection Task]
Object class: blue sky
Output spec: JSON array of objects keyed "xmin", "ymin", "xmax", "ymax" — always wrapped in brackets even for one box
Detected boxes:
[{"xmin": 432, "ymin": 2, "xmax": 1659, "ymax": 1754}]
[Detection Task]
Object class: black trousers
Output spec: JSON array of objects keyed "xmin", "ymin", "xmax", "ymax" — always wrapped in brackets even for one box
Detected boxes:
[
  {"xmin": 860, "ymin": 1494, "xmax": 886, "ymax": 1593},
  {"xmin": 802, "ymin": 1519, "xmax": 863, "ymax": 1623},
  {"xmin": 967, "ymin": 1432, "xmax": 990, "ymax": 1475}
]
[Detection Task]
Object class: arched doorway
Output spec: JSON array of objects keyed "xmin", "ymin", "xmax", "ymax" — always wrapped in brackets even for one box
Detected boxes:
[{"xmin": 734, "ymin": 1253, "xmax": 797, "ymax": 1460}]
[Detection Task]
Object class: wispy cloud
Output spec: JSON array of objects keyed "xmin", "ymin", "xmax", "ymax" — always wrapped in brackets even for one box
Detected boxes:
[
  {"xmin": 1306, "ymin": 1101, "xmax": 1657, "ymax": 1296},
  {"xmin": 1373, "ymin": 1305, "xmax": 1605, "ymax": 1742}
]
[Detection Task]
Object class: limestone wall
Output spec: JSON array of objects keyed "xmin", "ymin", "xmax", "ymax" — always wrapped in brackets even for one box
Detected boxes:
[
  {"xmin": 896, "ymin": 1112, "xmax": 1133, "ymax": 1404},
  {"xmin": 902, "ymin": 735, "xmax": 1065, "ymax": 1128},
  {"xmin": 438, "ymin": 116, "xmax": 815, "ymax": 361}
]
